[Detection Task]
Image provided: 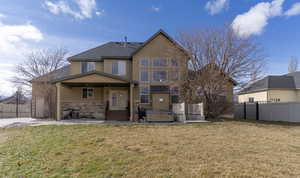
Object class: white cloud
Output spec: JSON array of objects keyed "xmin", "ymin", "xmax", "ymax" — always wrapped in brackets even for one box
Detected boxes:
[
  {"xmin": 232, "ymin": 0, "xmax": 285, "ymax": 38},
  {"xmin": 77, "ymin": 0, "xmax": 96, "ymax": 18},
  {"xmin": 0, "ymin": 19, "xmax": 43, "ymax": 59},
  {"xmin": 0, "ymin": 16, "xmax": 43, "ymax": 96},
  {"xmin": 44, "ymin": 0, "xmax": 102, "ymax": 20},
  {"xmin": 285, "ymin": 2, "xmax": 300, "ymax": 16},
  {"xmin": 151, "ymin": 6, "xmax": 160, "ymax": 12},
  {"xmin": 205, "ymin": 0, "xmax": 229, "ymax": 15},
  {"xmin": 96, "ymin": 10, "xmax": 104, "ymax": 16}
]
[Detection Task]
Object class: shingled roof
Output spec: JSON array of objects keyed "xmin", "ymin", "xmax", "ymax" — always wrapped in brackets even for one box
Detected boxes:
[
  {"xmin": 239, "ymin": 75, "xmax": 297, "ymax": 94},
  {"xmin": 37, "ymin": 29, "xmax": 188, "ymax": 83},
  {"xmin": 67, "ymin": 29, "xmax": 189, "ymax": 62},
  {"xmin": 68, "ymin": 42, "xmax": 144, "ymax": 61}
]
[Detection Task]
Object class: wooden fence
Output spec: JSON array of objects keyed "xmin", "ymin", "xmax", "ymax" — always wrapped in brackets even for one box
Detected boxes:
[{"xmin": 0, "ymin": 103, "xmax": 31, "ymax": 118}]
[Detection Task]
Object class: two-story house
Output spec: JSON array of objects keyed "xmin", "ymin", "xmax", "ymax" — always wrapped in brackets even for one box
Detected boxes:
[
  {"xmin": 32, "ymin": 30, "xmax": 189, "ymax": 121},
  {"xmin": 32, "ymin": 29, "xmax": 235, "ymax": 121}
]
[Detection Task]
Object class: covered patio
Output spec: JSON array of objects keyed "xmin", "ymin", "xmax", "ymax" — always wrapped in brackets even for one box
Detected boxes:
[{"xmin": 53, "ymin": 71, "xmax": 138, "ymax": 121}]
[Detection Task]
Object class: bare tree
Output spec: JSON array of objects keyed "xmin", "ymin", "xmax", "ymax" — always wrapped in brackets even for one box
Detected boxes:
[
  {"xmin": 11, "ymin": 48, "xmax": 68, "ymax": 118},
  {"xmin": 11, "ymin": 48, "xmax": 68, "ymax": 87},
  {"xmin": 288, "ymin": 56, "xmax": 298, "ymax": 73},
  {"xmin": 175, "ymin": 25, "xmax": 266, "ymax": 118}
]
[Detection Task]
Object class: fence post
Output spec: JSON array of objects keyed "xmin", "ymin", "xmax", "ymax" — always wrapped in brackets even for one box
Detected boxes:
[
  {"xmin": 243, "ymin": 102, "xmax": 246, "ymax": 120},
  {"xmin": 16, "ymin": 92, "xmax": 19, "ymax": 118},
  {"xmin": 256, "ymin": 102, "xmax": 259, "ymax": 121}
]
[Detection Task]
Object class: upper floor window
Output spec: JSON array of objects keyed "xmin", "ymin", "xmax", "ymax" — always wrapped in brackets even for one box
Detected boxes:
[
  {"xmin": 140, "ymin": 70, "xmax": 149, "ymax": 82},
  {"xmin": 169, "ymin": 71, "xmax": 179, "ymax": 81},
  {"xmin": 140, "ymin": 58, "xmax": 150, "ymax": 67},
  {"xmin": 153, "ymin": 71, "xmax": 167, "ymax": 82},
  {"xmin": 153, "ymin": 58, "xmax": 167, "ymax": 67},
  {"xmin": 112, "ymin": 61, "xmax": 126, "ymax": 76},
  {"xmin": 81, "ymin": 62, "xmax": 95, "ymax": 73},
  {"xmin": 171, "ymin": 59, "xmax": 179, "ymax": 67}
]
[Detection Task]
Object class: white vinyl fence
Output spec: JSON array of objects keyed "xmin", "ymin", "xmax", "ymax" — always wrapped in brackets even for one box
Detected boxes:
[
  {"xmin": 0, "ymin": 103, "xmax": 31, "ymax": 118},
  {"xmin": 235, "ymin": 102, "xmax": 300, "ymax": 123},
  {"xmin": 173, "ymin": 103, "xmax": 205, "ymax": 122}
]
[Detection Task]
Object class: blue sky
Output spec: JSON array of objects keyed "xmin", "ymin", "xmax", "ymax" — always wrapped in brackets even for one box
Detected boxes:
[{"xmin": 0, "ymin": 0, "xmax": 300, "ymax": 96}]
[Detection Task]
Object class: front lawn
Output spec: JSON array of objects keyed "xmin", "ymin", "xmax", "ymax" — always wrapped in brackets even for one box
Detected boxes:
[{"xmin": 0, "ymin": 120, "xmax": 300, "ymax": 177}]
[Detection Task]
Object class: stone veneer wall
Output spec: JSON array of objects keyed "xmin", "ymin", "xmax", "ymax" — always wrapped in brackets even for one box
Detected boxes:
[{"xmin": 61, "ymin": 101, "xmax": 105, "ymax": 119}]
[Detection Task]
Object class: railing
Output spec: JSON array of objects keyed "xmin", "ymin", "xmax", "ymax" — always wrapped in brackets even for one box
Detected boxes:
[{"xmin": 105, "ymin": 100, "xmax": 109, "ymax": 120}]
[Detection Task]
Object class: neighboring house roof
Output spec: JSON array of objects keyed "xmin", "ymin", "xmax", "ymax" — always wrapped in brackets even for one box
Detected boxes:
[
  {"xmin": 239, "ymin": 75, "xmax": 297, "ymax": 94},
  {"xmin": 68, "ymin": 42, "xmax": 144, "ymax": 61},
  {"xmin": 0, "ymin": 92, "xmax": 29, "ymax": 104},
  {"xmin": 51, "ymin": 70, "xmax": 138, "ymax": 84},
  {"xmin": 284, "ymin": 71, "xmax": 300, "ymax": 89}
]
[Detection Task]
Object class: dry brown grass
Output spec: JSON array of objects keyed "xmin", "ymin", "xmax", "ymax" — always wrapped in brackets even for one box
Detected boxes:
[{"xmin": 0, "ymin": 120, "xmax": 300, "ymax": 177}]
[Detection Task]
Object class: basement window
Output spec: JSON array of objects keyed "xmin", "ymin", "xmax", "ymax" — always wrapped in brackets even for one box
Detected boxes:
[{"xmin": 82, "ymin": 88, "xmax": 94, "ymax": 99}]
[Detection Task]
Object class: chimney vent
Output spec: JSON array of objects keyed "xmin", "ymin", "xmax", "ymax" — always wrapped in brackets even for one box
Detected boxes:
[{"xmin": 124, "ymin": 36, "xmax": 128, "ymax": 47}]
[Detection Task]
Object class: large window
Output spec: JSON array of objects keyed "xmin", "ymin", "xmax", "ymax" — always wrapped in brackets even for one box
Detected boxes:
[
  {"xmin": 82, "ymin": 88, "xmax": 94, "ymax": 99},
  {"xmin": 81, "ymin": 62, "xmax": 95, "ymax": 73},
  {"xmin": 140, "ymin": 58, "xmax": 150, "ymax": 67},
  {"xmin": 153, "ymin": 58, "xmax": 167, "ymax": 67},
  {"xmin": 169, "ymin": 71, "xmax": 179, "ymax": 81},
  {"xmin": 112, "ymin": 61, "xmax": 126, "ymax": 75},
  {"xmin": 171, "ymin": 59, "xmax": 179, "ymax": 67},
  {"xmin": 153, "ymin": 71, "xmax": 167, "ymax": 82},
  {"xmin": 140, "ymin": 70, "xmax": 149, "ymax": 82},
  {"xmin": 140, "ymin": 86, "xmax": 150, "ymax": 104}
]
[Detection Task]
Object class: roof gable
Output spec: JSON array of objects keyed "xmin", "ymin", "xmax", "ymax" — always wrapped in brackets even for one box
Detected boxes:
[
  {"xmin": 67, "ymin": 29, "xmax": 189, "ymax": 62},
  {"xmin": 132, "ymin": 29, "xmax": 189, "ymax": 57}
]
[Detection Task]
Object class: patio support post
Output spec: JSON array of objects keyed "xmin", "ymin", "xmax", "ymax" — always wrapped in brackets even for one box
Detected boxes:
[
  {"xmin": 56, "ymin": 82, "xmax": 61, "ymax": 121},
  {"xmin": 130, "ymin": 83, "xmax": 134, "ymax": 121}
]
